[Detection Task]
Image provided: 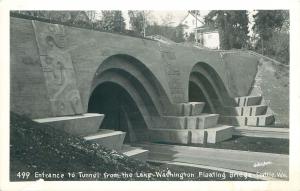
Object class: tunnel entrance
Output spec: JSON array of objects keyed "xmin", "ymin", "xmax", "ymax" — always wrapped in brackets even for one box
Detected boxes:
[
  {"xmin": 88, "ymin": 82, "xmax": 147, "ymax": 143},
  {"xmin": 188, "ymin": 81, "xmax": 212, "ymax": 113},
  {"xmin": 189, "ymin": 62, "xmax": 234, "ymax": 114}
]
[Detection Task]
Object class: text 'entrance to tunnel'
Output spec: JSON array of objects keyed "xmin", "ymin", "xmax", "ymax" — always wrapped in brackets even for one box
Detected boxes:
[{"xmin": 88, "ymin": 82, "xmax": 147, "ymax": 143}]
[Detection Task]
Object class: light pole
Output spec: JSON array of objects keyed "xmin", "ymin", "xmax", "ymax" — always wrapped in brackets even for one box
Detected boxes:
[
  {"xmin": 189, "ymin": 10, "xmax": 201, "ymax": 44},
  {"xmin": 195, "ymin": 12, "xmax": 198, "ymax": 43},
  {"xmin": 143, "ymin": 11, "xmax": 146, "ymax": 37}
]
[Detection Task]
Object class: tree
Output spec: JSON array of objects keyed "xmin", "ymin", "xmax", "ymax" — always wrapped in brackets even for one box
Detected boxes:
[
  {"xmin": 101, "ymin": 11, "xmax": 126, "ymax": 32},
  {"xmin": 144, "ymin": 12, "xmax": 184, "ymax": 43},
  {"xmin": 204, "ymin": 10, "xmax": 249, "ymax": 49},
  {"xmin": 128, "ymin": 11, "xmax": 152, "ymax": 36},
  {"xmin": 15, "ymin": 11, "xmax": 92, "ymax": 27},
  {"xmin": 146, "ymin": 23, "xmax": 184, "ymax": 43},
  {"xmin": 161, "ymin": 13, "xmax": 175, "ymax": 26},
  {"xmin": 253, "ymin": 10, "xmax": 289, "ymax": 40},
  {"xmin": 172, "ymin": 24, "xmax": 185, "ymax": 43},
  {"xmin": 252, "ymin": 10, "xmax": 289, "ymax": 64},
  {"xmin": 187, "ymin": 32, "xmax": 195, "ymax": 42}
]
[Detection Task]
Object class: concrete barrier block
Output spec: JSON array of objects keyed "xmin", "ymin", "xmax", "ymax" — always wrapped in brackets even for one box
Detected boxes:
[
  {"xmin": 200, "ymin": 114, "xmax": 219, "ymax": 129},
  {"xmin": 192, "ymin": 102, "xmax": 206, "ymax": 115},
  {"xmin": 84, "ymin": 129, "xmax": 126, "ymax": 151},
  {"xmin": 223, "ymin": 105, "xmax": 268, "ymax": 116},
  {"xmin": 190, "ymin": 129, "xmax": 205, "ymax": 144},
  {"xmin": 149, "ymin": 129, "xmax": 191, "ymax": 144},
  {"xmin": 259, "ymin": 115, "xmax": 276, "ymax": 126},
  {"xmin": 121, "ymin": 145, "xmax": 149, "ymax": 161},
  {"xmin": 160, "ymin": 116, "xmax": 186, "ymax": 129},
  {"xmin": 206, "ymin": 125, "xmax": 233, "ymax": 143},
  {"xmin": 161, "ymin": 114, "xmax": 219, "ymax": 129},
  {"xmin": 219, "ymin": 115, "xmax": 275, "ymax": 126},
  {"xmin": 171, "ymin": 102, "xmax": 205, "ymax": 116},
  {"xmin": 252, "ymin": 105, "xmax": 268, "ymax": 116},
  {"xmin": 234, "ymin": 96, "xmax": 262, "ymax": 106},
  {"xmin": 219, "ymin": 116, "xmax": 242, "ymax": 126},
  {"xmin": 33, "ymin": 113, "xmax": 104, "ymax": 136}
]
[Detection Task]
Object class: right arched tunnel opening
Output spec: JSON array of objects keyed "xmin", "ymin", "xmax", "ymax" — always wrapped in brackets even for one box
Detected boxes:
[
  {"xmin": 188, "ymin": 81, "xmax": 212, "ymax": 113},
  {"xmin": 188, "ymin": 63, "xmax": 232, "ymax": 115}
]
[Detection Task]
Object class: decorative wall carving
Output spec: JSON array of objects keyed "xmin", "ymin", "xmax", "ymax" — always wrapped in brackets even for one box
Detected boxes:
[{"xmin": 32, "ymin": 21, "xmax": 84, "ymax": 116}]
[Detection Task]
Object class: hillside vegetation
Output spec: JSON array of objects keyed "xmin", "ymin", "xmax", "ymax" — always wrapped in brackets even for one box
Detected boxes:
[{"xmin": 10, "ymin": 112, "xmax": 161, "ymax": 181}]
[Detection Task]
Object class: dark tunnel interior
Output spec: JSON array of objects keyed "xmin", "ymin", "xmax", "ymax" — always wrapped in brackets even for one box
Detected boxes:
[{"xmin": 88, "ymin": 82, "xmax": 148, "ymax": 143}]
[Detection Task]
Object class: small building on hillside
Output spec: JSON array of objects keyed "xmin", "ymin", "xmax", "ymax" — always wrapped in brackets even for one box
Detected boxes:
[
  {"xmin": 195, "ymin": 26, "xmax": 220, "ymax": 49},
  {"xmin": 177, "ymin": 12, "xmax": 220, "ymax": 49},
  {"xmin": 178, "ymin": 12, "xmax": 204, "ymax": 39}
]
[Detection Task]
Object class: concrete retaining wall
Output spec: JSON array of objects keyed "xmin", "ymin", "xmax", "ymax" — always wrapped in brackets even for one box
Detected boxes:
[
  {"xmin": 10, "ymin": 18, "xmax": 52, "ymax": 118},
  {"xmin": 10, "ymin": 17, "xmax": 289, "ymax": 126},
  {"xmin": 250, "ymin": 58, "xmax": 289, "ymax": 126}
]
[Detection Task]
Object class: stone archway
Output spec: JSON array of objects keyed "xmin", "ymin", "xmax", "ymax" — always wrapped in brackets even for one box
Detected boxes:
[
  {"xmin": 188, "ymin": 62, "xmax": 233, "ymax": 114},
  {"xmin": 87, "ymin": 54, "xmax": 171, "ymax": 143},
  {"xmin": 189, "ymin": 81, "xmax": 214, "ymax": 113},
  {"xmin": 88, "ymin": 82, "xmax": 148, "ymax": 143}
]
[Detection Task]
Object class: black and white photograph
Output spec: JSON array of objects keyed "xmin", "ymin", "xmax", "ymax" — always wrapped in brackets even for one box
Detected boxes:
[{"xmin": 1, "ymin": 0, "xmax": 300, "ymax": 190}]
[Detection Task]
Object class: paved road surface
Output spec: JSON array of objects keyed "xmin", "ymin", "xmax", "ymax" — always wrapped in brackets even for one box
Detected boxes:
[{"xmin": 135, "ymin": 143, "xmax": 289, "ymax": 180}]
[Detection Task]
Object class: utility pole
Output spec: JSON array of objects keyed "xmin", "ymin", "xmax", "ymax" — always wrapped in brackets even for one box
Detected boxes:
[
  {"xmin": 189, "ymin": 10, "xmax": 201, "ymax": 44},
  {"xmin": 195, "ymin": 12, "xmax": 198, "ymax": 43},
  {"xmin": 261, "ymin": 39, "xmax": 264, "ymax": 55},
  {"xmin": 143, "ymin": 11, "xmax": 146, "ymax": 37}
]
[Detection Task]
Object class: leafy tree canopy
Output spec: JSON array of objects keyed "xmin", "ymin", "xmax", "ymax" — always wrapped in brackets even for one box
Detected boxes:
[
  {"xmin": 253, "ymin": 10, "xmax": 289, "ymax": 40},
  {"xmin": 146, "ymin": 22, "xmax": 185, "ymax": 43},
  {"xmin": 101, "ymin": 11, "xmax": 126, "ymax": 33},
  {"xmin": 128, "ymin": 11, "xmax": 147, "ymax": 34},
  {"xmin": 204, "ymin": 10, "xmax": 249, "ymax": 49}
]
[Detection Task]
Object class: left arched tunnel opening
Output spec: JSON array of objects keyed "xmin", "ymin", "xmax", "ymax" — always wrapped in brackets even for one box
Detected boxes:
[{"xmin": 88, "ymin": 82, "xmax": 148, "ymax": 144}]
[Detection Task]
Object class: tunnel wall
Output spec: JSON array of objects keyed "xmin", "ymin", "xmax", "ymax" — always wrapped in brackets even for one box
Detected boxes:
[
  {"xmin": 10, "ymin": 18, "xmax": 52, "ymax": 118},
  {"xmin": 10, "ymin": 17, "xmax": 288, "ymax": 125},
  {"xmin": 250, "ymin": 58, "xmax": 289, "ymax": 126}
]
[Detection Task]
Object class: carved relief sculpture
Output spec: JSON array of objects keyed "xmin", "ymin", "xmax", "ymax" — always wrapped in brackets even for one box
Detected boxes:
[{"xmin": 33, "ymin": 21, "xmax": 84, "ymax": 116}]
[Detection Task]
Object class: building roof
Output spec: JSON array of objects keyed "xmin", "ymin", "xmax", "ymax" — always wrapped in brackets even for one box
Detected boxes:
[
  {"xmin": 195, "ymin": 25, "xmax": 218, "ymax": 33},
  {"xmin": 178, "ymin": 12, "xmax": 204, "ymax": 26}
]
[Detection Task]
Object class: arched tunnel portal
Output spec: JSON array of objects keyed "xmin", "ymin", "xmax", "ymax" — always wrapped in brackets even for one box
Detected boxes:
[
  {"xmin": 88, "ymin": 82, "xmax": 147, "ymax": 143},
  {"xmin": 87, "ymin": 54, "xmax": 170, "ymax": 143},
  {"xmin": 188, "ymin": 62, "xmax": 233, "ymax": 114}
]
